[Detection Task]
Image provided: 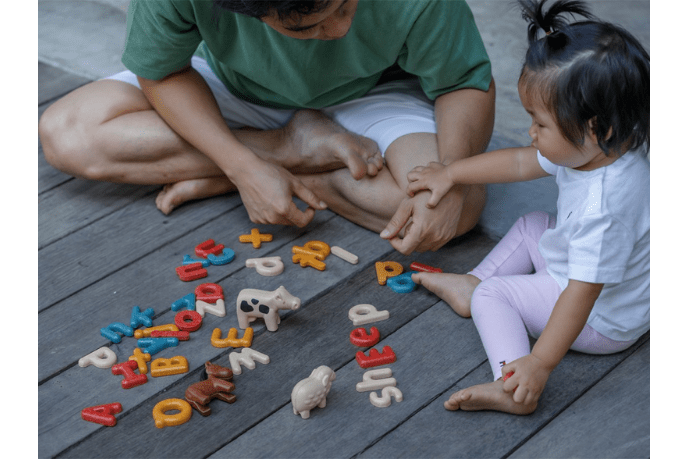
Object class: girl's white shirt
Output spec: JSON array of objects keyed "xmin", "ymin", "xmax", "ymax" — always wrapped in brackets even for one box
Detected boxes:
[{"xmin": 537, "ymin": 150, "xmax": 650, "ymax": 342}]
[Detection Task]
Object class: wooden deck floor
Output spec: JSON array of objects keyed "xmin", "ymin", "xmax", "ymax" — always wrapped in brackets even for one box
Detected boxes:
[{"xmin": 38, "ymin": 63, "xmax": 650, "ymax": 459}]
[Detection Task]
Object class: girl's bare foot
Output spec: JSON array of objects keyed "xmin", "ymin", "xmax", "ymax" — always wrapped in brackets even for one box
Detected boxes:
[
  {"xmin": 155, "ymin": 177, "xmax": 236, "ymax": 214},
  {"xmin": 411, "ymin": 272, "xmax": 480, "ymax": 317},
  {"xmin": 444, "ymin": 380, "xmax": 537, "ymax": 415},
  {"xmin": 282, "ymin": 109, "xmax": 384, "ymax": 179}
]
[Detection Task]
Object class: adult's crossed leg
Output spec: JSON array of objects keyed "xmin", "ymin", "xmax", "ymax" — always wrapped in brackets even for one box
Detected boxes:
[{"xmin": 38, "ymin": 80, "xmax": 382, "ymax": 215}]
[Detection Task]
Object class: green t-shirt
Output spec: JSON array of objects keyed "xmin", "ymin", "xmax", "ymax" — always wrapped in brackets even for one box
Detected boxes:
[{"xmin": 122, "ymin": 0, "xmax": 492, "ymax": 109}]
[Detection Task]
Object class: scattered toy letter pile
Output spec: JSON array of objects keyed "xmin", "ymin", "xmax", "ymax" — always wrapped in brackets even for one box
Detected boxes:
[{"xmin": 78, "ymin": 230, "xmax": 442, "ymax": 428}]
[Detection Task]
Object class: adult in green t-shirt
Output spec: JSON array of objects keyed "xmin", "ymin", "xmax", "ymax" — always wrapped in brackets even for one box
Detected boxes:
[{"xmin": 39, "ymin": 0, "xmax": 495, "ymax": 254}]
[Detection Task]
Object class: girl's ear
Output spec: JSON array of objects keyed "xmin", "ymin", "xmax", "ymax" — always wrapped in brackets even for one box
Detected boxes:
[{"xmin": 588, "ymin": 117, "xmax": 613, "ymax": 142}]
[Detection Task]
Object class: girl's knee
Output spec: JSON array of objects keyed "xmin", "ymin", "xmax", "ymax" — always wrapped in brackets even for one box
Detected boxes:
[
  {"xmin": 515, "ymin": 210, "xmax": 555, "ymax": 235},
  {"xmin": 471, "ymin": 278, "xmax": 509, "ymax": 318}
]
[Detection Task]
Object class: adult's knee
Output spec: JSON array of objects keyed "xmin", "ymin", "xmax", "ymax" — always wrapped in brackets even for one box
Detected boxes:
[
  {"xmin": 39, "ymin": 100, "xmax": 99, "ymax": 178},
  {"xmin": 456, "ymin": 184, "xmax": 486, "ymax": 236},
  {"xmin": 39, "ymin": 80, "xmax": 150, "ymax": 181}
]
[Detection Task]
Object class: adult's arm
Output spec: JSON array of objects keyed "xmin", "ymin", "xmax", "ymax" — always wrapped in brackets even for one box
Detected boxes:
[
  {"xmin": 381, "ymin": 79, "xmax": 496, "ymax": 254},
  {"xmin": 138, "ymin": 65, "xmax": 326, "ymax": 227}
]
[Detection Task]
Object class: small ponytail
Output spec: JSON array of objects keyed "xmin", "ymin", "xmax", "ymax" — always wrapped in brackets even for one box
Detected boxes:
[{"xmin": 520, "ymin": 0, "xmax": 594, "ymax": 45}]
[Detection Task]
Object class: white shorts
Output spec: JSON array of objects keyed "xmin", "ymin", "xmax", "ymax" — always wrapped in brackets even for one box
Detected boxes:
[{"xmin": 105, "ymin": 56, "xmax": 437, "ymax": 156}]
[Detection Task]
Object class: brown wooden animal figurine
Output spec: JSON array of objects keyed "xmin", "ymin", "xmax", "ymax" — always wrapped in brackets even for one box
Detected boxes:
[{"xmin": 185, "ymin": 361, "xmax": 236, "ymax": 416}]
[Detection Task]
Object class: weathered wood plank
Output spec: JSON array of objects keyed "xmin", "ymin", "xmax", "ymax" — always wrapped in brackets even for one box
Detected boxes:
[
  {"xmin": 39, "ymin": 214, "xmax": 341, "ymax": 457},
  {"xmin": 213, "ymin": 302, "xmax": 486, "ymax": 458},
  {"xmin": 39, "ymin": 212, "xmax": 399, "ymax": 457},
  {"xmin": 38, "ymin": 61, "xmax": 92, "ymax": 105},
  {"xmin": 38, "ymin": 180, "xmax": 159, "ymax": 248},
  {"xmin": 49, "ymin": 232, "xmax": 495, "ymax": 458},
  {"xmin": 37, "ymin": 192, "xmax": 243, "ymax": 311},
  {"xmin": 510, "ymin": 340, "xmax": 650, "ymax": 459},
  {"xmin": 358, "ymin": 333, "xmax": 649, "ymax": 458},
  {"xmin": 38, "ymin": 208, "xmax": 335, "ymax": 382}
]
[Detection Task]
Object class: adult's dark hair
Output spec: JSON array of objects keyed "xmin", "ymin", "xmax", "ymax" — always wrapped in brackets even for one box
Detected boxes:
[
  {"xmin": 212, "ymin": 0, "xmax": 332, "ymax": 21},
  {"xmin": 518, "ymin": 0, "xmax": 650, "ymax": 155}
]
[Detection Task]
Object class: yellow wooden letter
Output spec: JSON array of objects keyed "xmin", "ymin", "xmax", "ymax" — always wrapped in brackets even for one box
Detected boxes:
[
  {"xmin": 239, "ymin": 228, "xmax": 273, "ymax": 249},
  {"xmin": 152, "ymin": 398, "xmax": 192, "ymax": 428},
  {"xmin": 128, "ymin": 348, "xmax": 151, "ymax": 374},
  {"xmin": 211, "ymin": 327, "xmax": 254, "ymax": 348},
  {"xmin": 375, "ymin": 261, "xmax": 403, "ymax": 285},
  {"xmin": 150, "ymin": 356, "xmax": 189, "ymax": 377},
  {"xmin": 292, "ymin": 252, "xmax": 327, "ymax": 271}
]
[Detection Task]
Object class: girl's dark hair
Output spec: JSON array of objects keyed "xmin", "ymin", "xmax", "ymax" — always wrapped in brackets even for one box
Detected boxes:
[
  {"xmin": 518, "ymin": 0, "xmax": 650, "ymax": 155},
  {"xmin": 212, "ymin": 0, "xmax": 331, "ymax": 21}
]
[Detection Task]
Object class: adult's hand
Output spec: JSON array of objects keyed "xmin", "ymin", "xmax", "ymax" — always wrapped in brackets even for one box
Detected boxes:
[
  {"xmin": 138, "ymin": 68, "xmax": 326, "ymax": 227},
  {"xmin": 379, "ymin": 82, "xmax": 495, "ymax": 255},
  {"xmin": 379, "ymin": 185, "xmax": 466, "ymax": 255},
  {"xmin": 231, "ymin": 156, "xmax": 327, "ymax": 227}
]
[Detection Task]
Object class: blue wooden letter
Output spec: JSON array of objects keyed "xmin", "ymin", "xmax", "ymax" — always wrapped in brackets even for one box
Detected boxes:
[
  {"xmin": 171, "ymin": 293, "xmax": 196, "ymax": 312},
  {"xmin": 130, "ymin": 306, "xmax": 155, "ymax": 329}
]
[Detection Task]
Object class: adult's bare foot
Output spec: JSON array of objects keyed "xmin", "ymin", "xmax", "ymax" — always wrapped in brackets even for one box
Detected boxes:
[
  {"xmin": 444, "ymin": 380, "xmax": 537, "ymax": 415},
  {"xmin": 155, "ymin": 177, "xmax": 236, "ymax": 214},
  {"xmin": 282, "ymin": 109, "xmax": 384, "ymax": 179},
  {"xmin": 411, "ymin": 272, "xmax": 480, "ymax": 317}
]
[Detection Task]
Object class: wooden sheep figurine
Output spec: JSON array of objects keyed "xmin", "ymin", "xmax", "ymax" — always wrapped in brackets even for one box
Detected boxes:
[
  {"xmin": 291, "ymin": 365, "xmax": 336, "ymax": 419},
  {"xmin": 236, "ymin": 286, "xmax": 300, "ymax": 332}
]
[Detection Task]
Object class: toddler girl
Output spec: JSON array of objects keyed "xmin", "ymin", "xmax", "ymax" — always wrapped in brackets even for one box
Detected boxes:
[{"xmin": 406, "ymin": 0, "xmax": 649, "ymax": 415}]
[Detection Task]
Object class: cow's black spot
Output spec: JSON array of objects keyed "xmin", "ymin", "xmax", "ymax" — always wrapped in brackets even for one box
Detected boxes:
[
  {"xmin": 251, "ymin": 298, "xmax": 259, "ymax": 305},
  {"xmin": 259, "ymin": 304, "xmax": 270, "ymax": 314},
  {"xmin": 240, "ymin": 301, "xmax": 254, "ymax": 312}
]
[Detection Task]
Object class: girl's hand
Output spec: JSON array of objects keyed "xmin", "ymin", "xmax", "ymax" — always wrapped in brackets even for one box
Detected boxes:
[
  {"xmin": 501, "ymin": 354, "xmax": 553, "ymax": 406},
  {"xmin": 406, "ymin": 162, "xmax": 454, "ymax": 208}
]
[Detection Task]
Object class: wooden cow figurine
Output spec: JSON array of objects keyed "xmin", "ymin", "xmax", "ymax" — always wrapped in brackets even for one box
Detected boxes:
[
  {"xmin": 291, "ymin": 365, "xmax": 336, "ymax": 419},
  {"xmin": 185, "ymin": 361, "xmax": 236, "ymax": 416},
  {"xmin": 236, "ymin": 286, "xmax": 300, "ymax": 332}
]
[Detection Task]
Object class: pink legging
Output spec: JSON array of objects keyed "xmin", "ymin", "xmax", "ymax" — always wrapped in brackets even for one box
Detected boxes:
[{"xmin": 469, "ymin": 211, "xmax": 636, "ymax": 380}]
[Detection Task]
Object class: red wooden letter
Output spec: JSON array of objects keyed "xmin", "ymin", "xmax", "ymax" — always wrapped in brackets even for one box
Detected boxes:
[
  {"xmin": 174, "ymin": 310, "xmax": 203, "ymax": 332},
  {"xmin": 355, "ymin": 345, "xmax": 397, "ymax": 369},
  {"xmin": 409, "ymin": 262, "xmax": 443, "ymax": 273},
  {"xmin": 111, "ymin": 360, "xmax": 148, "ymax": 389},
  {"xmin": 81, "ymin": 402, "xmax": 123, "ymax": 427},
  {"xmin": 195, "ymin": 239, "xmax": 225, "ymax": 258},
  {"xmin": 349, "ymin": 327, "xmax": 381, "ymax": 347},
  {"xmin": 175, "ymin": 263, "xmax": 208, "ymax": 282},
  {"xmin": 195, "ymin": 283, "xmax": 224, "ymax": 303}
]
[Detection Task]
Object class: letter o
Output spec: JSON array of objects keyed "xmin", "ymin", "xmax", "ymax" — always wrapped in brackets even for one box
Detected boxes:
[
  {"xmin": 152, "ymin": 398, "xmax": 192, "ymax": 428},
  {"xmin": 174, "ymin": 310, "xmax": 203, "ymax": 332}
]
